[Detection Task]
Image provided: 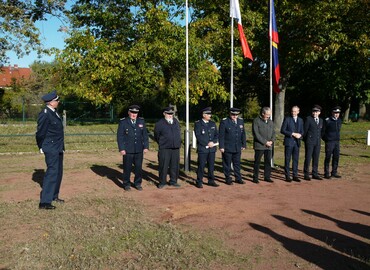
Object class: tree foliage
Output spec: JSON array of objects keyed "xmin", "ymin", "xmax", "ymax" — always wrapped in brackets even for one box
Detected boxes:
[{"xmin": 0, "ymin": 0, "xmax": 67, "ymax": 65}]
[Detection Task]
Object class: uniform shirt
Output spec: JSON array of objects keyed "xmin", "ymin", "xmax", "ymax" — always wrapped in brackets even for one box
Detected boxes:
[
  {"xmin": 219, "ymin": 117, "xmax": 246, "ymax": 153},
  {"xmin": 117, "ymin": 117, "xmax": 149, "ymax": 153},
  {"xmin": 36, "ymin": 106, "xmax": 65, "ymax": 153},
  {"xmin": 323, "ymin": 116, "xmax": 342, "ymax": 142},
  {"xmin": 194, "ymin": 119, "xmax": 218, "ymax": 153},
  {"xmin": 154, "ymin": 118, "xmax": 181, "ymax": 149}
]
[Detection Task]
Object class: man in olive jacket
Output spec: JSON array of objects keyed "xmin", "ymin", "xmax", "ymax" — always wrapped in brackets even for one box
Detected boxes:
[{"xmin": 252, "ymin": 107, "xmax": 275, "ymax": 183}]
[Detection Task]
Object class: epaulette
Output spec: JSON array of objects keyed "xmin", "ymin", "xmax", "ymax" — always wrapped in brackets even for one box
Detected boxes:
[
  {"xmin": 325, "ymin": 117, "xmax": 330, "ymax": 121},
  {"xmin": 120, "ymin": 117, "xmax": 126, "ymax": 120},
  {"xmin": 222, "ymin": 117, "xmax": 227, "ymax": 120},
  {"xmin": 195, "ymin": 120, "xmax": 200, "ymax": 123},
  {"xmin": 44, "ymin": 109, "xmax": 47, "ymax": 113},
  {"xmin": 139, "ymin": 117, "xmax": 144, "ymax": 119}
]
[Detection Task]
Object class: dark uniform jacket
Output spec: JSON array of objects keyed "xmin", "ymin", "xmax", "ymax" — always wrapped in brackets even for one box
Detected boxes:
[
  {"xmin": 117, "ymin": 117, "xmax": 149, "ymax": 153},
  {"xmin": 252, "ymin": 116, "xmax": 275, "ymax": 150},
  {"xmin": 219, "ymin": 117, "xmax": 246, "ymax": 153},
  {"xmin": 36, "ymin": 106, "xmax": 64, "ymax": 153},
  {"xmin": 280, "ymin": 116, "xmax": 304, "ymax": 147},
  {"xmin": 154, "ymin": 118, "xmax": 181, "ymax": 149},
  {"xmin": 303, "ymin": 116, "xmax": 323, "ymax": 145},
  {"xmin": 194, "ymin": 119, "xmax": 218, "ymax": 153},
  {"xmin": 323, "ymin": 117, "xmax": 342, "ymax": 142}
]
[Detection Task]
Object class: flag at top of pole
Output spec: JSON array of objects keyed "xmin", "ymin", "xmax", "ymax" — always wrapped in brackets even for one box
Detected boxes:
[
  {"xmin": 230, "ymin": 0, "xmax": 253, "ymax": 61},
  {"xmin": 269, "ymin": 0, "xmax": 281, "ymax": 93}
]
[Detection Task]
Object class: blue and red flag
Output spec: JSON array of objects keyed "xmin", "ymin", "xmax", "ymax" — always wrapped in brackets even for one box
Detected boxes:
[{"xmin": 270, "ymin": 0, "xmax": 280, "ymax": 93}]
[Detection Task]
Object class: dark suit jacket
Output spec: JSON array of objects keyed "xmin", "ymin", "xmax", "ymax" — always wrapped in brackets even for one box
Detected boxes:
[
  {"xmin": 117, "ymin": 117, "xmax": 149, "ymax": 153},
  {"xmin": 36, "ymin": 106, "xmax": 64, "ymax": 153},
  {"xmin": 280, "ymin": 116, "xmax": 304, "ymax": 147},
  {"xmin": 303, "ymin": 116, "xmax": 323, "ymax": 146},
  {"xmin": 219, "ymin": 117, "xmax": 246, "ymax": 153}
]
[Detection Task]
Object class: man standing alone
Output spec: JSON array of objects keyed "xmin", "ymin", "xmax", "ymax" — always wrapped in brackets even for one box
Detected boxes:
[
  {"xmin": 323, "ymin": 106, "xmax": 342, "ymax": 179},
  {"xmin": 36, "ymin": 90, "xmax": 64, "ymax": 210},
  {"xmin": 154, "ymin": 107, "xmax": 182, "ymax": 188},
  {"xmin": 280, "ymin": 106, "xmax": 304, "ymax": 182},
  {"xmin": 117, "ymin": 105, "xmax": 149, "ymax": 191}
]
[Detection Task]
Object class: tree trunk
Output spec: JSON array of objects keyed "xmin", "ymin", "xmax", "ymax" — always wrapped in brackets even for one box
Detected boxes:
[
  {"xmin": 274, "ymin": 90, "xmax": 285, "ymax": 132},
  {"xmin": 359, "ymin": 102, "xmax": 366, "ymax": 120},
  {"xmin": 344, "ymin": 103, "xmax": 350, "ymax": 123}
]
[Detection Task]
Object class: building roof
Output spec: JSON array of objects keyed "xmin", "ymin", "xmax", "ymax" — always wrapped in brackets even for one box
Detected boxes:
[{"xmin": 0, "ymin": 65, "xmax": 32, "ymax": 88}]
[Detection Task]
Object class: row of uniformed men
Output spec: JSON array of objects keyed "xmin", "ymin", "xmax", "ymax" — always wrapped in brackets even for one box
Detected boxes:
[{"xmin": 35, "ymin": 89, "xmax": 342, "ymax": 211}]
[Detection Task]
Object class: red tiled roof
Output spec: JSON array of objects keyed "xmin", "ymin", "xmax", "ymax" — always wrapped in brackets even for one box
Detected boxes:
[{"xmin": 0, "ymin": 65, "xmax": 32, "ymax": 88}]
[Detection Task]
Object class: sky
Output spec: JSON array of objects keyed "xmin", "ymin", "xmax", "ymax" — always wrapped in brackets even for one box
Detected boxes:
[{"xmin": 6, "ymin": 13, "xmax": 69, "ymax": 68}]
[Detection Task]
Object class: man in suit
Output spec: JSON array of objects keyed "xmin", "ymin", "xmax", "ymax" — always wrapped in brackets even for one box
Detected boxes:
[
  {"xmin": 154, "ymin": 107, "xmax": 182, "ymax": 189},
  {"xmin": 117, "ymin": 105, "xmax": 149, "ymax": 191},
  {"xmin": 36, "ymin": 90, "xmax": 65, "ymax": 210},
  {"xmin": 323, "ymin": 106, "xmax": 342, "ymax": 179},
  {"xmin": 303, "ymin": 105, "xmax": 324, "ymax": 180},
  {"xmin": 252, "ymin": 107, "xmax": 275, "ymax": 183},
  {"xmin": 280, "ymin": 106, "xmax": 304, "ymax": 182},
  {"xmin": 194, "ymin": 107, "xmax": 219, "ymax": 188},
  {"xmin": 219, "ymin": 107, "xmax": 246, "ymax": 185}
]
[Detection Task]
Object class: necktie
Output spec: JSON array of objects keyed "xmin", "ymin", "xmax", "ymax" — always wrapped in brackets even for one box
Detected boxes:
[
  {"xmin": 315, "ymin": 118, "xmax": 319, "ymax": 125},
  {"xmin": 132, "ymin": 120, "xmax": 136, "ymax": 125}
]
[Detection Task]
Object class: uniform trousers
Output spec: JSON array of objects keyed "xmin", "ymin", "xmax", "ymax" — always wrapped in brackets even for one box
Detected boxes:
[
  {"xmin": 41, "ymin": 152, "xmax": 63, "ymax": 204},
  {"xmin": 253, "ymin": 150, "xmax": 272, "ymax": 180},
  {"xmin": 196, "ymin": 152, "xmax": 215, "ymax": 184},
  {"xmin": 222, "ymin": 152, "xmax": 241, "ymax": 183},
  {"xmin": 324, "ymin": 141, "xmax": 340, "ymax": 176},
  {"xmin": 123, "ymin": 152, "xmax": 143, "ymax": 187},
  {"xmin": 284, "ymin": 141, "xmax": 300, "ymax": 178},
  {"xmin": 158, "ymin": 148, "xmax": 180, "ymax": 185},
  {"xmin": 304, "ymin": 143, "xmax": 321, "ymax": 177}
]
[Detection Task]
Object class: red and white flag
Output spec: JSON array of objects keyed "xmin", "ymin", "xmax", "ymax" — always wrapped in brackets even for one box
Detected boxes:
[{"xmin": 230, "ymin": 0, "xmax": 253, "ymax": 60}]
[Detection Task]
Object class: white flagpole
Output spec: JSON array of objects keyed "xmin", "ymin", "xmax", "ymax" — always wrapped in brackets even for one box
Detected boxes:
[
  {"xmin": 230, "ymin": 6, "xmax": 234, "ymax": 108},
  {"xmin": 184, "ymin": 0, "xmax": 190, "ymax": 171}
]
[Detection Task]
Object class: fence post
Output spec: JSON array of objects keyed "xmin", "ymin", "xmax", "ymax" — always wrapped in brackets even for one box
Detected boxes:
[{"xmin": 367, "ymin": 130, "xmax": 370, "ymax": 146}]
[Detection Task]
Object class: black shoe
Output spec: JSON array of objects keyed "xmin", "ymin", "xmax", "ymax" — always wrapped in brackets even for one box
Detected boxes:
[
  {"xmin": 252, "ymin": 179, "xmax": 259, "ymax": 184},
  {"xmin": 123, "ymin": 186, "xmax": 131, "ymax": 191},
  {"xmin": 312, "ymin": 175, "xmax": 323, "ymax": 180},
  {"xmin": 169, "ymin": 183, "xmax": 181, "ymax": 188},
  {"xmin": 293, "ymin": 177, "xmax": 301, "ymax": 182},
  {"xmin": 39, "ymin": 203, "xmax": 56, "ymax": 210},
  {"xmin": 157, "ymin": 184, "xmax": 166, "ymax": 189},
  {"xmin": 286, "ymin": 177, "xmax": 292, "ymax": 182},
  {"xmin": 208, "ymin": 182, "xmax": 219, "ymax": 187},
  {"xmin": 332, "ymin": 174, "xmax": 342, "ymax": 178},
  {"xmin": 195, "ymin": 182, "xmax": 203, "ymax": 189},
  {"xmin": 53, "ymin": 198, "xmax": 65, "ymax": 203},
  {"xmin": 134, "ymin": 185, "xmax": 143, "ymax": 191},
  {"xmin": 236, "ymin": 180, "xmax": 246, "ymax": 184},
  {"xmin": 264, "ymin": 178, "xmax": 274, "ymax": 183},
  {"xmin": 225, "ymin": 181, "xmax": 233, "ymax": 185},
  {"xmin": 304, "ymin": 176, "xmax": 311, "ymax": 181},
  {"xmin": 324, "ymin": 175, "xmax": 331, "ymax": 179}
]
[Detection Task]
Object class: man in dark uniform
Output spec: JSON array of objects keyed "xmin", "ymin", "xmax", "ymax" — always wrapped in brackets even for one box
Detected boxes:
[
  {"xmin": 219, "ymin": 107, "xmax": 246, "ymax": 185},
  {"xmin": 154, "ymin": 107, "xmax": 182, "ymax": 189},
  {"xmin": 117, "ymin": 105, "xmax": 149, "ymax": 191},
  {"xmin": 252, "ymin": 107, "xmax": 275, "ymax": 183},
  {"xmin": 194, "ymin": 107, "xmax": 219, "ymax": 188},
  {"xmin": 36, "ymin": 90, "xmax": 64, "ymax": 210},
  {"xmin": 303, "ymin": 105, "xmax": 324, "ymax": 180},
  {"xmin": 323, "ymin": 106, "xmax": 342, "ymax": 179},
  {"xmin": 280, "ymin": 106, "xmax": 304, "ymax": 182}
]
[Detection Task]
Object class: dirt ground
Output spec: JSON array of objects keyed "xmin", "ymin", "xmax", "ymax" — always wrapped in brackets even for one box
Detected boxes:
[{"xmin": 1, "ymin": 149, "xmax": 370, "ymax": 269}]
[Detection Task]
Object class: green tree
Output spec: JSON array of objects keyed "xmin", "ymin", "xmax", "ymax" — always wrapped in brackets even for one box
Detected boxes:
[{"xmin": 0, "ymin": 0, "xmax": 67, "ymax": 64}]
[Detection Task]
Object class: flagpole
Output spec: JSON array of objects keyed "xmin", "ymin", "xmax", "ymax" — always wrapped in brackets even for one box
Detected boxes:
[
  {"xmin": 269, "ymin": 0, "xmax": 273, "ymax": 120},
  {"xmin": 184, "ymin": 0, "xmax": 190, "ymax": 172},
  {"xmin": 230, "ymin": 17, "xmax": 234, "ymax": 108}
]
